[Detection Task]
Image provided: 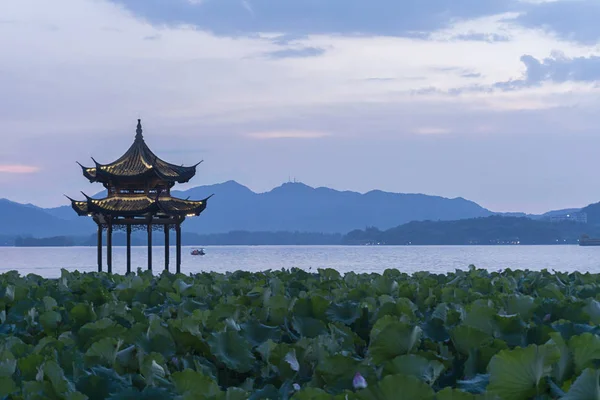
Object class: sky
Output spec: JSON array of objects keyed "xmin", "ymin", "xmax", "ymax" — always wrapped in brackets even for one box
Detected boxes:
[{"xmin": 0, "ymin": 0, "xmax": 599, "ymax": 213}]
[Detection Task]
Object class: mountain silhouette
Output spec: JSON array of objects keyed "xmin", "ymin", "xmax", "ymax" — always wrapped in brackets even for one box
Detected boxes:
[
  {"xmin": 173, "ymin": 181, "xmax": 495, "ymax": 234},
  {"xmin": 0, "ymin": 181, "xmax": 495, "ymax": 237},
  {"xmin": 0, "ymin": 199, "xmax": 90, "ymax": 237}
]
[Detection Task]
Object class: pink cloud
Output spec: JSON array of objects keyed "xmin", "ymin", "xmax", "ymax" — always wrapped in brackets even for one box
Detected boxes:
[{"xmin": 0, "ymin": 164, "xmax": 40, "ymax": 174}]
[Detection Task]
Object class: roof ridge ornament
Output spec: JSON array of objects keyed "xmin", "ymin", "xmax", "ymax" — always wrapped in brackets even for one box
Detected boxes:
[{"xmin": 135, "ymin": 119, "xmax": 143, "ymax": 141}]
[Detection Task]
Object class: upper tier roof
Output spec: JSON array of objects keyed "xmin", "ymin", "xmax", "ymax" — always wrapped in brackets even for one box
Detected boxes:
[{"xmin": 78, "ymin": 119, "xmax": 201, "ymax": 184}]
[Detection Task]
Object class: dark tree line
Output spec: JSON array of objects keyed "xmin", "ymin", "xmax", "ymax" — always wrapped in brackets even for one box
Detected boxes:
[{"xmin": 343, "ymin": 216, "xmax": 600, "ymax": 245}]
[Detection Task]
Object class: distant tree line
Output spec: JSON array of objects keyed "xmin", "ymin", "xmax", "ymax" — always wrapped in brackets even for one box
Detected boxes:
[
  {"xmin": 14, "ymin": 236, "xmax": 77, "ymax": 247},
  {"xmin": 7, "ymin": 216, "xmax": 600, "ymax": 247},
  {"xmin": 10, "ymin": 231, "xmax": 343, "ymax": 247},
  {"xmin": 342, "ymin": 216, "xmax": 600, "ymax": 245}
]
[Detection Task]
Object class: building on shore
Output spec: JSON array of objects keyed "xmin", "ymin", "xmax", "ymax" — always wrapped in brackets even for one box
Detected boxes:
[
  {"xmin": 549, "ymin": 212, "xmax": 587, "ymax": 224},
  {"xmin": 67, "ymin": 119, "xmax": 210, "ymax": 274}
]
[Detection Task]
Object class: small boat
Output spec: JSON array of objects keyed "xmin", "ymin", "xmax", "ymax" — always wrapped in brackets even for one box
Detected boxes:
[
  {"xmin": 579, "ymin": 235, "xmax": 600, "ymax": 246},
  {"xmin": 191, "ymin": 248, "xmax": 206, "ymax": 256}
]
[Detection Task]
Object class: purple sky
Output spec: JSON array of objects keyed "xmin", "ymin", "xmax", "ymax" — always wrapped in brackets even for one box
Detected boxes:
[{"xmin": 1, "ymin": 0, "xmax": 599, "ymax": 213}]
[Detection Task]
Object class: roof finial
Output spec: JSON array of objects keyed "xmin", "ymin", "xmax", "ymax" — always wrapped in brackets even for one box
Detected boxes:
[{"xmin": 135, "ymin": 118, "xmax": 143, "ymax": 140}]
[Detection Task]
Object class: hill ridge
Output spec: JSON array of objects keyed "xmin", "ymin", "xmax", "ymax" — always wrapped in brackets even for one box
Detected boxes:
[{"xmin": 1, "ymin": 180, "xmax": 591, "ymax": 238}]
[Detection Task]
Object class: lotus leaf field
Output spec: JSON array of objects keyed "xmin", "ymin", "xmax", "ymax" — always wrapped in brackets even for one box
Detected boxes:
[{"xmin": 3, "ymin": 267, "xmax": 600, "ymax": 399}]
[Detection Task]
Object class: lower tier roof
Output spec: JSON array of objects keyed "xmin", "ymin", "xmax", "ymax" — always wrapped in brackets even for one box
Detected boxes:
[{"xmin": 69, "ymin": 194, "xmax": 209, "ymax": 217}]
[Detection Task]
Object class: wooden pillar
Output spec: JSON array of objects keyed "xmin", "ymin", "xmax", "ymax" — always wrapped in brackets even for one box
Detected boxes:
[
  {"xmin": 147, "ymin": 223, "xmax": 152, "ymax": 271},
  {"xmin": 97, "ymin": 224, "xmax": 102, "ymax": 273},
  {"xmin": 176, "ymin": 223, "xmax": 182, "ymax": 274},
  {"xmin": 126, "ymin": 224, "xmax": 132, "ymax": 275},
  {"xmin": 107, "ymin": 222, "xmax": 113, "ymax": 274},
  {"xmin": 164, "ymin": 224, "xmax": 170, "ymax": 272}
]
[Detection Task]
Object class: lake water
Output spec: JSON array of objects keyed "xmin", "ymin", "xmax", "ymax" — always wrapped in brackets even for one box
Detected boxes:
[{"xmin": 2, "ymin": 245, "xmax": 600, "ymax": 278}]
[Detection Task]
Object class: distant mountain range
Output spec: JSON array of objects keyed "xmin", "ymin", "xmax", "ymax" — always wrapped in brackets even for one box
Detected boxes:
[{"xmin": 0, "ymin": 180, "xmax": 595, "ymax": 241}]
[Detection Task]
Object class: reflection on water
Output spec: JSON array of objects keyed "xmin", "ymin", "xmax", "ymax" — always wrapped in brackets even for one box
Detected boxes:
[{"xmin": 1, "ymin": 245, "xmax": 600, "ymax": 278}]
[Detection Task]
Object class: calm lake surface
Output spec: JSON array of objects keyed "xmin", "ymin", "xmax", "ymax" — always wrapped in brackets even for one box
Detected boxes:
[{"xmin": 2, "ymin": 245, "xmax": 600, "ymax": 278}]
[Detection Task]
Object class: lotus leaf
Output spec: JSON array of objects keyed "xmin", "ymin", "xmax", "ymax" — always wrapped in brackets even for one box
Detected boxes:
[
  {"xmin": 0, "ymin": 376, "xmax": 17, "ymax": 398},
  {"xmin": 487, "ymin": 343, "xmax": 560, "ymax": 399},
  {"xmin": 291, "ymin": 387, "xmax": 333, "ymax": 399},
  {"xmin": 356, "ymin": 373, "xmax": 435, "ymax": 400},
  {"xmin": 292, "ymin": 316, "xmax": 328, "ymax": 338},
  {"xmin": 569, "ymin": 333, "xmax": 600, "ymax": 374},
  {"xmin": 383, "ymin": 354, "xmax": 445, "ymax": 385},
  {"xmin": 326, "ymin": 301, "xmax": 361, "ymax": 325},
  {"xmin": 451, "ymin": 326, "xmax": 492, "ymax": 355},
  {"xmin": 547, "ymin": 332, "xmax": 572, "ymax": 383},
  {"xmin": 435, "ymin": 388, "xmax": 484, "ymax": 400},
  {"xmin": 315, "ymin": 354, "xmax": 367, "ymax": 393},
  {"xmin": 85, "ymin": 338, "xmax": 120, "ymax": 367},
  {"xmin": 3, "ymin": 267, "xmax": 600, "ymax": 397},
  {"xmin": 369, "ymin": 319, "xmax": 422, "ymax": 364},
  {"xmin": 562, "ymin": 368, "xmax": 600, "ymax": 400},
  {"xmin": 207, "ymin": 330, "xmax": 255, "ymax": 373},
  {"xmin": 40, "ymin": 310, "xmax": 62, "ymax": 333},
  {"xmin": 0, "ymin": 353, "xmax": 16, "ymax": 377}
]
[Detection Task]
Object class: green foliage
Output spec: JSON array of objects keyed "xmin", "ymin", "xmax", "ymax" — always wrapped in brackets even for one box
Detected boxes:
[
  {"xmin": 3, "ymin": 267, "xmax": 600, "ymax": 398},
  {"xmin": 562, "ymin": 368, "xmax": 600, "ymax": 400},
  {"xmin": 487, "ymin": 343, "xmax": 560, "ymax": 399}
]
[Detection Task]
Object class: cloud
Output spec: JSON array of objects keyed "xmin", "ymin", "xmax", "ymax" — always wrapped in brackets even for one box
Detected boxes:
[
  {"xmin": 495, "ymin": 52, "xmax": 600, "ymax": 89},
  {"xmin": 365, "ymin": 77, "xmax": 398, "ymax": 82},
  {"xmin": 524, "ymin": 52, "xmax": 600, "ymax": 82},
  {"xmin": 107, "ymin": 0, "xmax": 513, "ymax": 37},
  {"xmin": 270, "ymin": 34, "xmax": 310, "ymax": 46},
  {"xmin": 245, "ymin": 131, "xmax": 331, "ymax": 139},
  {"xmin": 263, "ymin": 46, "xmax": 325, "ymax": 59},
  {"xmin": 2, "ymin": 0, "xmax": 600, "ymax": 213},
  {"xmin": 432, "ymin": 66, "xmax": 484, "ymax": 79},
  {"xmin": 452, "ymin": 32, "xmax": 511, "ymax": 42},
  {"xmin": 516, "ymin": 0, "xmax": 600, "ymax": 44},
  {"xmin": 461, "ymin": 72, "xmax": 482, "ymax": 78},
  {"xmin": 0, "ymin": 165, "xmax": 40, "ymax": 174}
]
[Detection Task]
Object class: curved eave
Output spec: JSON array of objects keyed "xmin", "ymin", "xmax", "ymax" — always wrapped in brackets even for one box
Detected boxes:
[
  {"xmin": 77, "ymin": 162, "xmax": 97, "ymax": 182},
  {"xmin": 152, "ymin": 160, "xmax": 202, "ymax": 183},
  {"xmin": 69, "ymin": 199, "xmax": 89, "ymax": 216},
  {"xmin": 83, "ymin": 170, "xmax": 96, "ymax": 182},
  {"xmin": 156, "ymin": 196, "xmax": 209, "ymax": 216},
  {"xmin": 87, "ymin": 198, "xmax": 158, "ymax": 217},
  {"xmin": 92, "ymin": 167, "xmax": 157, "ymax": 183},
  {"xmin": 81, "ymin": 165, "xmax": 195, "ymax": 184},
  {"xmin": 153, "ymin": 166, "xmax": 196, "ymax": 184}
]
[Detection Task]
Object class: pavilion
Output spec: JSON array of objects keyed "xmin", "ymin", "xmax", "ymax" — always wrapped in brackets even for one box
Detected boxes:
[{"xmin": 68, "ymin": 119, "xmax": 210, "ymax": 274}]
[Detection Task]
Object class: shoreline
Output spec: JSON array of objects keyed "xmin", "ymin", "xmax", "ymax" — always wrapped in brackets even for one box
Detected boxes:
[{"xmin": 2, "ymin": 243, "xmax": 591, "ymax": 248}]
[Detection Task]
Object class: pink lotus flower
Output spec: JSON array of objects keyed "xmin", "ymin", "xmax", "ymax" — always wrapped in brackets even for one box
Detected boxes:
[{"xmin": 353, "ymin": 372, "xmax": 368, "ymax": 389}]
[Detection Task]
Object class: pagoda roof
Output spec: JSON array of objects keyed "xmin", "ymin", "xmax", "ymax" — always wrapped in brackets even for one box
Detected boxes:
[
  {"xmin": 78, "ymin": 119, "xmax": 201, "ymax": 184},
  {"xmin": 69, "ymin": 193, "xmax": 210, "ymax": 217}
]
